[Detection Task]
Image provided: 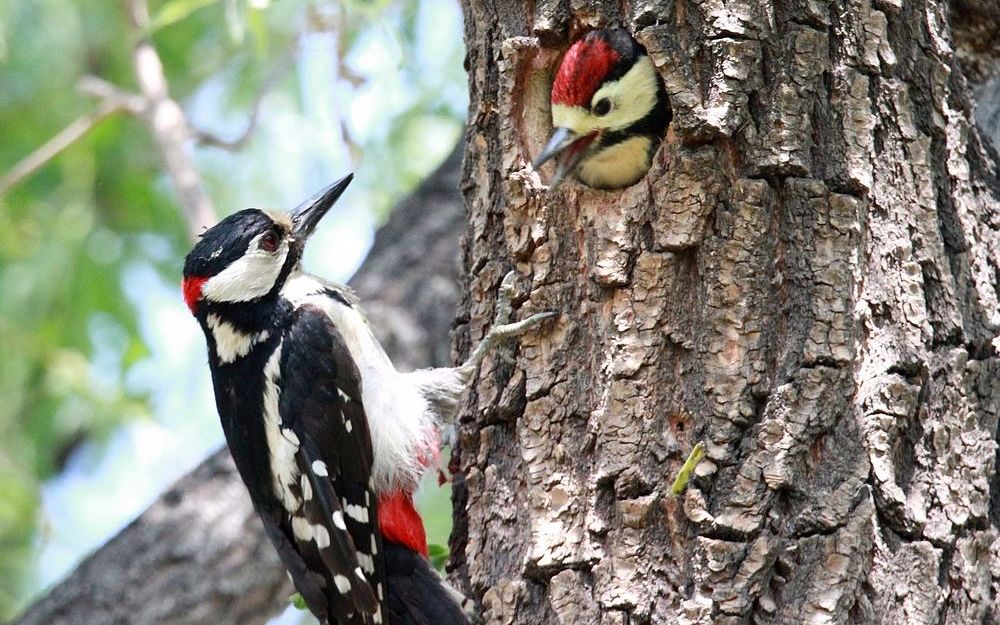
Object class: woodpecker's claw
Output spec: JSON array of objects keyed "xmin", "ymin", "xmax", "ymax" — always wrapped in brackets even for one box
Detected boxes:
[
  {"xmin": 465, "ymin": 311, "xmax": 559, "ymax": 371},
  {"xmin": 480, "ymin": 312, "xmax": 559, "ymax": 364},
  {"xmin": 486, "ymin": 311, "xmax": 560, "ymax": 342},
  {"xmin": 462, "ymin": 272, "xmax": 558, "ymax": 372}
]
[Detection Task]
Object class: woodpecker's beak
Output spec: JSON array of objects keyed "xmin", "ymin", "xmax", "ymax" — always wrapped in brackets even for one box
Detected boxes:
[
  {"xmin": 291, "ymin": 173, "xmax": 354, "ymax": 240},
  {"xmin": 533, "ymin": 127, "xmax": 599, "ymax": 188}
]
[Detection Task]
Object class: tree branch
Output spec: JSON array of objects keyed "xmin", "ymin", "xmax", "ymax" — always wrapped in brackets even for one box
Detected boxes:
[
  {"xmin": 0, "ymin": 0, "xmax": 219, "ymax": 242},
  {"xmin": 0, "ymin": 100, "xmax": 125, "ymax": 196},
  {"xmin": 124, "ymin": 0, "xmax": 216, "ymax": 240},
  {"xmin": 192, "ymin": 51, "xmax": 296, "ymax": 152}
]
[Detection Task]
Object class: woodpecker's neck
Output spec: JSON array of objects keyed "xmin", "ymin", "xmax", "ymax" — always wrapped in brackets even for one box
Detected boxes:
[
  {"xmin": 197, "ymin": 296, "xmax": 293, "ymax": 366},
  {"xmin": 206, "ymin": 325, "xmax": 285, "ymax": 509}
]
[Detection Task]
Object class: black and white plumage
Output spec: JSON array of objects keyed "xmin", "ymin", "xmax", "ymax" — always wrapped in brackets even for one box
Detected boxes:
[
  {"xmin": 210, "ymin": 304, "xmax": 386, "ymax": 623},
  {"xmin": 183, "ymin": 175, "xmax": 554, "ymax": 625},
  {"xmin": 184, "ymin": 177, "xmax": 385, "ymax": 624}
]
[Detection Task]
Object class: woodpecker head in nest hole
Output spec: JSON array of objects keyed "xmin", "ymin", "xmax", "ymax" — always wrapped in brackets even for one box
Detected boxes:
[
  {"xmin": 534, "ymin": 28, "xmax": 671, "ymax": 190},
  {"xmin": 182, "ymin": 174, "xmax": 352, "ymax": 317}
]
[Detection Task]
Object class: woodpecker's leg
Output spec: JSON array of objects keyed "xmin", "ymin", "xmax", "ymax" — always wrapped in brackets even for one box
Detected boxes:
[
  {"xmin": 460, "ymin": 271, "xmax": 558, "ymax": 374},
  {"xmin": 427, "ymin": 272, "xmax": 555, "ymax": 482},
  {"xmin": 404, "ymin": 271, "xmax": 556, "ymax": 427}
]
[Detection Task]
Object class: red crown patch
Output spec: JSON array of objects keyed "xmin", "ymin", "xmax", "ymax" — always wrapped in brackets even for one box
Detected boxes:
[{"xmin": 551, "ymin": 33, "xmax": 620, "ymax": 107}]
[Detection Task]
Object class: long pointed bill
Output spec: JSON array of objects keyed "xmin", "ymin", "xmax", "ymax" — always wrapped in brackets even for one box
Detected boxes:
[
  {"xmin": 532, "ymin": 127, "xmax": 599, "ymax": 188},
  {"xmin": 291, "ymin": 173, "xmax": 354, "ymax": 239}
]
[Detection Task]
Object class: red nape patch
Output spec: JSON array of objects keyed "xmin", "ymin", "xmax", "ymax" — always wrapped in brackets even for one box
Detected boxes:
[
  {"xmin": 182, "ymin": 276, "xmax": 208, "ymax": 313},
  {"xmin": 378, "ymin": 490, "xmax": 428, "ymax": 557},
  {"xmin": 551, "ymin": 33, "xmax": 620, "ymax": 106}
]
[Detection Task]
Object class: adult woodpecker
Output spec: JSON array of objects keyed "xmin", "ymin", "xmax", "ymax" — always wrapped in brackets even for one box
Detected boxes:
[
  {"xmin": 182, "ymin": 175, "xmax": 553, "ymax": 625},
  {"xmin": 534, "ymin": 28, "xmax": 671, "ymax": 190}
]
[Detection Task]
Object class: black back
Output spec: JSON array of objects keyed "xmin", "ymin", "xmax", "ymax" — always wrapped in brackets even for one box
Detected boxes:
[
  {"xmin": 384, "ymin": 542, "xmax": 470, "ymax": 625},
  {"xmin": 204, "ymin": 297, "xmax": 385, "ymax": 624}
]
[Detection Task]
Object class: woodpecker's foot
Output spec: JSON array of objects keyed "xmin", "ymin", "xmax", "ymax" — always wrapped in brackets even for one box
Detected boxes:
[{"xmin": 463, "ymin": 271, "xmax": 558, "ymax": 371}]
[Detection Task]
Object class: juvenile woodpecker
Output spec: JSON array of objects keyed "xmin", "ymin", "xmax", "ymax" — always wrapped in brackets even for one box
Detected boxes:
[
  {"xmin": 534, "ymin": 28, "xmax": 671, "ymax": 190},
  {"xmin": 182, "ymin": 175, "xmax": 553, "ymax": 625}
]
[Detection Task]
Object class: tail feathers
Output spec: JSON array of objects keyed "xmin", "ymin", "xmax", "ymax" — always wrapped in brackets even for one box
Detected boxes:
[{"xmin": 383, "ymin": 541, "xmax": 471, "ymax": 625}]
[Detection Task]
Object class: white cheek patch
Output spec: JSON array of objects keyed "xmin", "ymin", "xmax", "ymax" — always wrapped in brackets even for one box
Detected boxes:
[
  {"xmin": 551, "ymin": 103, "xmax": 592, "ymax": 135},
  {"xmin": 201, "ymin": 234, "xmax": 289, "ymax": 304}
]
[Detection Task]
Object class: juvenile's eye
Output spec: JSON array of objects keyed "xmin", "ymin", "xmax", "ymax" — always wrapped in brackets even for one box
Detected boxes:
[
  {"xmin": 592, "ymin": 98, "xmax": 612, "ymax": 116},
  {"xmin": 260, "ymin": 231, "xmax": 280, "ymax": 253}
]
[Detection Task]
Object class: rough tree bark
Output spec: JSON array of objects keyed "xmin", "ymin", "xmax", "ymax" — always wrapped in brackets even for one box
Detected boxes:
[
  {"xmin": 12, "ymin": 145, "xmax": 464, "ymax": 625},
  {"xmin": 453, "ymin": 2, "xmax": 1000, "ymax": 625}
]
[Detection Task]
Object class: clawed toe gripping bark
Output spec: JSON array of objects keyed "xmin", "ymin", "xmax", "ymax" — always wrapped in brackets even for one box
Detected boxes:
[
  {"xmin": 461, "ymin": 271, "xmax": 558, "ymax": 374},
  {"xmin": 404, "ymin": 271, "xmax": 557, "ymax": 430}
]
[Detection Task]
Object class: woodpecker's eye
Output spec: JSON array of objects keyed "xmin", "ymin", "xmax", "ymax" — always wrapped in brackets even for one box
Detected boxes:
[
  {"xmin": 592, "ymin": 98, "xmax": 612, "ymax": 117},
  {"xmin": 260, "ymin": 231, "xmax": 280, "ymax": 253}
]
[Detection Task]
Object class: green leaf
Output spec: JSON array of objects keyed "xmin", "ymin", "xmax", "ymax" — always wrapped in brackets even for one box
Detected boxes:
[
  {"xmin": 669, "ymin": 441, "xmax": 706, "ymax": 497},
  {"xmin": 289, "ymin": 592, "xmax": 307, "ymax": 610},
  {"xmin": 150, "ymin": 0, "xmax": 219, "ymax": 32},
  {"xmin": 427, "ymin": 543, "xmax": 449, "ymax": 571}
]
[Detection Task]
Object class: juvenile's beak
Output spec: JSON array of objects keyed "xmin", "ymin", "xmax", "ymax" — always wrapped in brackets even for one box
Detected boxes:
[
  {"xmin": 291, "ymin": 173, "xmax": 354, "ymax": 240},
  {"xmin": 532, "ymin": 128, "xmax": 599, "ymax": 188}
]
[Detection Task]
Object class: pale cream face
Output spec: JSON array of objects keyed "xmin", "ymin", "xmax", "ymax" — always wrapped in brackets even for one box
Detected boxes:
[{"xmin": 551, "ymin": 54, "xmax": 661, "ymax": 137}]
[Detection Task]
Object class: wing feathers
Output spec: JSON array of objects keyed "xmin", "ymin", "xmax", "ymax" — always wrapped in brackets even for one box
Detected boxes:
[
  {"xmin": 297, "ymin": 441, "xmax": 378, "ymax": 615},
  {"xmin": 275, "ymin": 305, "xmax": 388, "ymax": 624},
  {"xmin": 258, "ymin": 510, "xmax": 331, "ymax": 623}
]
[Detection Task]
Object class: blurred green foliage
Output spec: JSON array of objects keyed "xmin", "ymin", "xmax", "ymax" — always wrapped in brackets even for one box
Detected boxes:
[
  {"xmin": 0, "ymin": 0, "xmax": 465, "ymax": 618},
  {"xmin": 427, "ymin": 543, "xmax": 449, "ymax": 571}
]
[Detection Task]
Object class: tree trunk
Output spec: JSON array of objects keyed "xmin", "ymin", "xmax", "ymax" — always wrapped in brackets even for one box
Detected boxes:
[
  {"xmin": 452, "ymin": 2, "xmax": 1000, "ymax": 625},
  {"xmin": 13, "ymin": 144, "xmax": 465, "ymax": 625}
]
